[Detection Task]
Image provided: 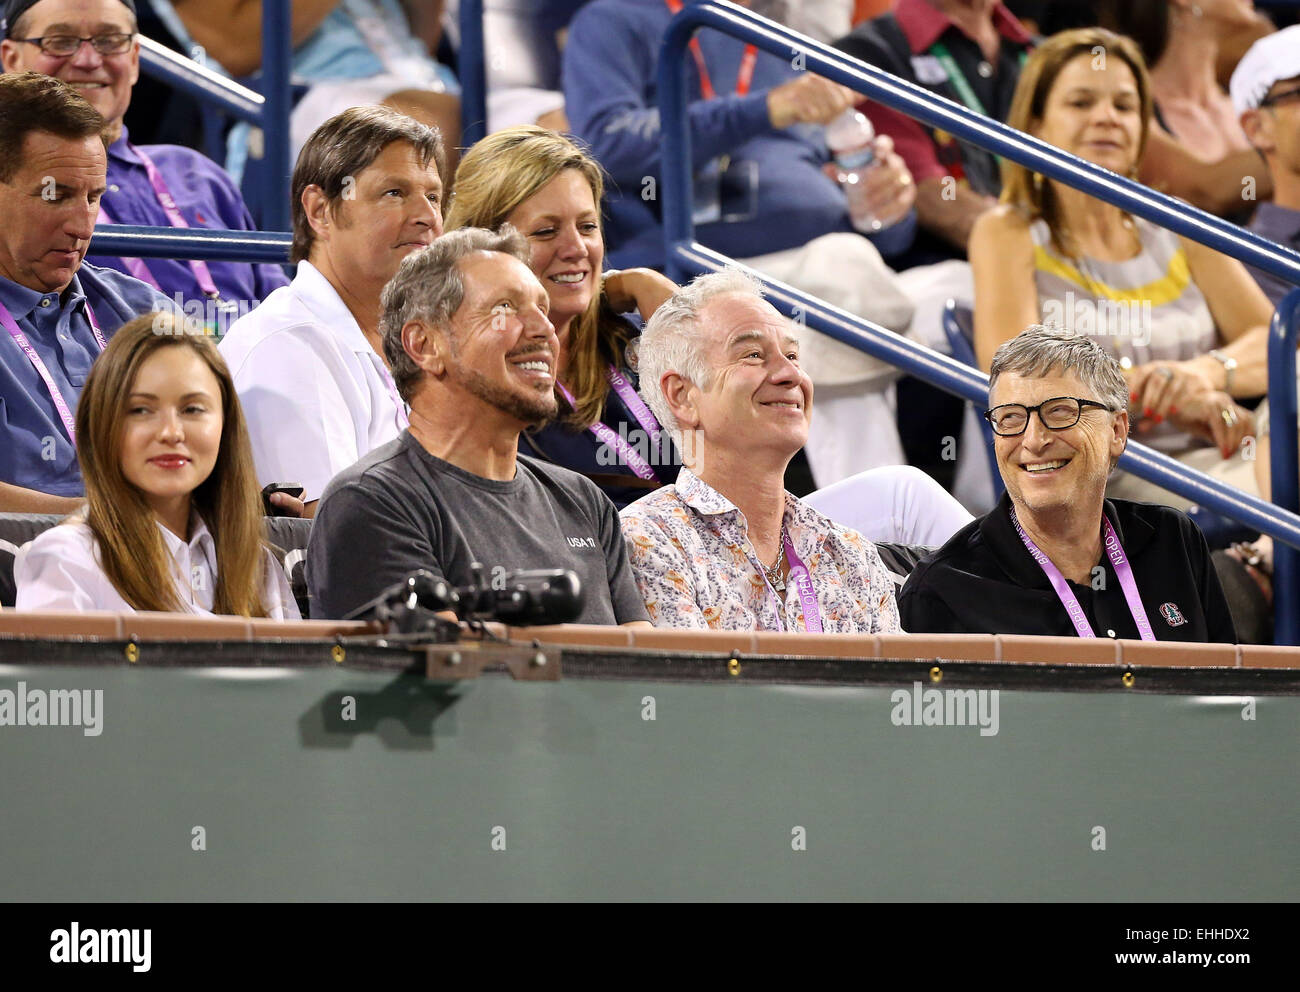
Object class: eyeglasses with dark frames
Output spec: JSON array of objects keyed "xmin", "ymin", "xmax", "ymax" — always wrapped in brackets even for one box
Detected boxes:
[
  {"xmin": 1259, "ymin": 86, "xmax": 1300, "ymax": 110},
  {"xmin": 14, "ymin": 33, "xmax": 135, "ymax": 57},
  {"xmin": 984, "ymin": 396, "xmax": 1115, "ymax": 437}
]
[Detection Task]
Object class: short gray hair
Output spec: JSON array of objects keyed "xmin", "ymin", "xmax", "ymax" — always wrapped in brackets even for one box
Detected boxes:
[
  {"xmin": 380, "ymin": 226, "xmax": 531, "ymax": 401},
  {"xmin": 636, "ymin": 268, "xmax": 767, "ymax": 436},
  {"xmin": 988, "ymin": 324, "xmax": 1129, "ymax": 414}
]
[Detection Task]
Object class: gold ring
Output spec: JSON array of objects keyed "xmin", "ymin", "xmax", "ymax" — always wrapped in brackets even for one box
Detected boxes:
[{"xmin": 1221, "ymin": 408, "xmax": 1237, "ymax": 427}]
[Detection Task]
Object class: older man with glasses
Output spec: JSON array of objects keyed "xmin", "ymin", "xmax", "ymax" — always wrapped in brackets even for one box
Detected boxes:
[
  {"xmin": 899, "ymin": 324, "xmax": 1236, "ymax": 642},
  {"xmin": 1, "ymin": 0, "xmax": 288, "ymax": 323}
]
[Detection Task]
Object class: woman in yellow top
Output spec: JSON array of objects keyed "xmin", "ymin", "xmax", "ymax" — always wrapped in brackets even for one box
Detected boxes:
[{"xmin": 968, "ymin": 27, "xmax": 1273, "ymax": 507}]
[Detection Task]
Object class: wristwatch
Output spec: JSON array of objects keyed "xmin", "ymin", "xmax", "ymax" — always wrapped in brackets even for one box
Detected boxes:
[{"xmin": 1208, "ymin": 349, "xmax": 1238, "ymax": 395}]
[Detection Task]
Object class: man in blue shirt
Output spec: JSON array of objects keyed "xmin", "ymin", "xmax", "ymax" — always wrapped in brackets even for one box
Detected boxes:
[
  {"xmin": 0, "ymin": 72, "xmax": 172, "ymax": 513},
  {"xmin": 1, "ymin": 0, "xmax": 289, "ymax": 324},
  {"xmin": 563, "ymin": 0, "xmax": 926, "ymax": 486},
  {"xmin": 1233, "ymin": 26, "xmax": 1300, "ymax": 308}
]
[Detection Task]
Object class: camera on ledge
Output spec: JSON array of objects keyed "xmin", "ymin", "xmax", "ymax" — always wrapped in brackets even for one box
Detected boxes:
[{"xmin": 346, "ymin": 566, "xmax": 583, "ymax": 639}]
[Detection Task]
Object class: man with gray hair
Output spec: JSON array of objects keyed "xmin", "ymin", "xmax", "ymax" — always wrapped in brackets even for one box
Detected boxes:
[
  {"xmin": 898, "ymin": 325, "xmax": 1236, "ymax": 641},
  {"xmin": 620, "ymin": 268, "xmax": 902, "ymax": 632},
  {"xmin": 306, "ymin": 226, "xmax": 650, "ymax": 625}
]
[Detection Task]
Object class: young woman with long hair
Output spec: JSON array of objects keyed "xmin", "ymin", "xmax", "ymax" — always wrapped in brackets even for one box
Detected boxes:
[{"xmin": 16, "ymin": 312, "xmax": 299, "ymax": 616}]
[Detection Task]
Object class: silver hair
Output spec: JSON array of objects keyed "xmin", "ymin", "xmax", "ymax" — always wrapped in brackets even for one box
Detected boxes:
[
  {"xmin": 380, "ymin": 226, "xmax": 531, "ymax": 401},
  {"xmin": 988, "ymin": 324, "xmax": 1129, "ymax": 414},
  {"xmin": 636, "ymin": 267, "xmax": 768, "ymax": 436}
]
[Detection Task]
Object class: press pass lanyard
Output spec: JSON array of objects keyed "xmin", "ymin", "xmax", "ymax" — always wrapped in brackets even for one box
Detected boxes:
[
  {"xmin": 0, "ymin": 298, "xmax": 105, "ymax": 444},
  {"xmin": 928, "ymin": 41, "xmax": 1029, "ymax": 117},
  {"xmin": 1010, "ymin": 508, "xmax": 1156, "ymax": 641},
  {"xmin": 98, "ymin": 143, "xmax": 230, "ymax": 307},
  {"xmin": 556, "ymin": 365, "xmax": 663, "ymax": 482},
  {"xmin": 782, "ymin": 532, "xmax": 823, "ymax": 633},
  {"xmin": 664, "ymin": 0, "xmax": 757, "ymax": 100}
]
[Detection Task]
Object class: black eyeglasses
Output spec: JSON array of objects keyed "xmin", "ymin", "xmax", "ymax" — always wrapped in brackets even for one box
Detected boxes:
[
  {"xmin": 1259, "ymin": 86, "xmax": 1300, "ymax": 110},
  {"xmin": 14, "ymin": 32, "xmax": 134, "ymax": 57},
  {"xmin": 984, "ymin": 396, "xmax": 1114, "ymax": 437}
]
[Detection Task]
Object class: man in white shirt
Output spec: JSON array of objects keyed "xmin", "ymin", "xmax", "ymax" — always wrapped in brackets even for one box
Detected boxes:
[{"xmin": 219, "ymin": 105, "xmax": 446, "ymax": 514}]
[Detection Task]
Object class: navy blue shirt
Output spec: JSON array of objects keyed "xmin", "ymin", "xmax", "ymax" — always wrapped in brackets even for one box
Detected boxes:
[
  {"xmin": 563, "ymin": 0, "xmax": 915, "ymax": 269},
  {"xmin": 0, "ymin": 263, "xmax": 174, "ymax": 497},
  {"xmin": 87, "ymin": 128, "xmax": 289, "ymax": 311},
  {"xmin": 522, "ymin": 365, "xmax": 681, "ymax": 510},
  {"xmin": 1244, "ymin": 202, "xmax": 1300, "ymax": 308}
]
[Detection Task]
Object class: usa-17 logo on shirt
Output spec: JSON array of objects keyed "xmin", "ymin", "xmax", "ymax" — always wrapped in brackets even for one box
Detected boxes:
[
  {"xmin": 1160, "ymin": 602, "xmax": 1187, "ymax": 627},
  {"xmin": 566, "ymin": 536, "xmax": 597, "ymax": 549}
]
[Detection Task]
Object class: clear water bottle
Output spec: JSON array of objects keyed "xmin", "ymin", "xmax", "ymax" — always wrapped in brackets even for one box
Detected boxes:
[{"xmin": 826, "ymin": 108, "xmax": 886, "ymax": 233}]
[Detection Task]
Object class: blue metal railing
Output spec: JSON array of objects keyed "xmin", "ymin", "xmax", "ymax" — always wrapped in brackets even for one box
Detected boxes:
[
  {"xmin": 459, "ymin": 0, "xmax": 488, "ymax": 148},
  {"xmin": 135, "ymin": 0, "xmax": 292, "ymax": 231},
  {"xmin": 1270, "ymin": 290, "xmax": 1300, "ymax": 643},
  {"xmin": 658, "ymin": 1, "xmax": 1300, "ymax": 640}
]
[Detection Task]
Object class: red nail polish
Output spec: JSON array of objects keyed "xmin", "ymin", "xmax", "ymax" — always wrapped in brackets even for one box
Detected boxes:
[
  {"xmin": 1143, "ymin": 407, "xmax": 1153, "ymax": 418},
  {"xmin": 1130, "ymin": 392, "xmax": 1138, "ymax": 402},
  {"xmin": 1169, "ymin": 405, "xmax": 1178, "ymax": 415}
]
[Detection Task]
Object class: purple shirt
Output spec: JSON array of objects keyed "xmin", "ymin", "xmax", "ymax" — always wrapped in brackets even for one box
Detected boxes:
[{"xmin": 87, "ymin": 128, "xmax": 289, "ymax": 308}]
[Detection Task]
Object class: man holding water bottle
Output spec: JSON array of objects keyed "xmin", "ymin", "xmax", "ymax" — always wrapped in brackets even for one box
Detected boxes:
[{"xmin": 564, "ymin": 0, "xmax": 925, "ymax": 487}]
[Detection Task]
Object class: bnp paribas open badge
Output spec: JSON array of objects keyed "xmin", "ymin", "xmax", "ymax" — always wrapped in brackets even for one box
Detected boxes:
[{"xmin": 692, "ymin": 156, "xmax": 760, "ymax": 226}]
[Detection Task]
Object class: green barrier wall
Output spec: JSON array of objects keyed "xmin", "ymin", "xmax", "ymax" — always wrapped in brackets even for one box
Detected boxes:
[{"xmin": 0, "ymin": 664, "xmax": 1296, "ymax": 901}]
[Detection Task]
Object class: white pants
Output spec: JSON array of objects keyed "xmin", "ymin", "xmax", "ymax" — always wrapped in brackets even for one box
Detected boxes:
[{"xmin": 805, "ymin": 464, "xmax": 974, "ymax": 547}]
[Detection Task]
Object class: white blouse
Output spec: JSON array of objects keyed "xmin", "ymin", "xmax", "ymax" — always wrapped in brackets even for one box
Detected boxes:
[{"xmin": 14, "ymin": 516, "xmax": 301, "ymax": 619}]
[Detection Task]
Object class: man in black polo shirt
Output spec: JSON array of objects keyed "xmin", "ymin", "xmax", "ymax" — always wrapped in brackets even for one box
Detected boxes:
[
  {"xmin": 834, "ymin": 0, "xmax": 1035, "ymax": 264},
  {"xmin": 305, "ymin": 227, "xmax": 651, "ymax": 625},
  {"xmin": 898, "ymin": 325, "xmax": 1236, "ymax": 642}
]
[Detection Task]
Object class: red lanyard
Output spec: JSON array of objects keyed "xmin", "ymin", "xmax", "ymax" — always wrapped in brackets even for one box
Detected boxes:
[{"xmin": 664, "ymin": 0, "xmax": 758, "ymax": 99}]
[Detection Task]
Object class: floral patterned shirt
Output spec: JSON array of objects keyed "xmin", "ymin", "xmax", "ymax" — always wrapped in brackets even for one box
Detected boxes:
[{"xmin": 619, "ymin": 468, "xmax": 901, "ymax": 632}]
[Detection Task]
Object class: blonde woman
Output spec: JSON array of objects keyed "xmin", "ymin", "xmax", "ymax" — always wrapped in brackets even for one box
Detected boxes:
[{"xmin": 446, "ymin": 125, "xmax": 679, "ymax": 509}]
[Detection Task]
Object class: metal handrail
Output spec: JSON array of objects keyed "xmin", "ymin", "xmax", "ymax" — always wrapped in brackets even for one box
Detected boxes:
[
  {"xmin": 135, "ymin": 0, "xmax": 292, "ymax": 231},
  {"xmin": 1270, "ymin": 290, "xmax": 1300, "ymax": 644},
  {"xmin": 656, "ymin": 2, "xmax": 1300, "ymax": 566},
  {"xmin": 458, "ymin": 0, "xmax": 487, "ymax": 147}
]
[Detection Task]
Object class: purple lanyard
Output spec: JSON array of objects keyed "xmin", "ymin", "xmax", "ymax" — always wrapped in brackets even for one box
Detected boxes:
[
  {"xmin": 782, "ymin": 531, "xmax": 822, "ymax": 633},
  {"xmin": 755, "ymin": 529, "xmax": 822, "ymax": 633},
  {"xmin": 0, "ymin": 298, "xmax": 105, "ymax": 445},
  {"xmin": 99, "ymin": 143, "xmax": 224, "ymax": 301},
  {"xmin": 1010, "ymin": 508, "xmax": 1156, "ymax": 641},
  {"xmin": 556, "ymin": 364, "xmax": 663, "ymax": 481}
]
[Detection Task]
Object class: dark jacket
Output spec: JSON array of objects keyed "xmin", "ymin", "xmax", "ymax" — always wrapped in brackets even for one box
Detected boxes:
[{"xmin": 898, "ymin": 492, "xmax": 1237, "ymax": 642}]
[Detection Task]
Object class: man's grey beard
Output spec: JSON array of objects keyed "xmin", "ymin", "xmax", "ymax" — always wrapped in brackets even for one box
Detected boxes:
[{"xmin": 449, "ymin": 363, "xmax": 558, "ymax": 429}]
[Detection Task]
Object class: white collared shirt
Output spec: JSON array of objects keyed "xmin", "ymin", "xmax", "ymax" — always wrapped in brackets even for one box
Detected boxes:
[
  {"xmin": 218, "ymin": 260, "xmax": 408, "ymax": 501},
  {"xmin": 14, "ymin": 516, "xmax": 300, "ymax": 618}
]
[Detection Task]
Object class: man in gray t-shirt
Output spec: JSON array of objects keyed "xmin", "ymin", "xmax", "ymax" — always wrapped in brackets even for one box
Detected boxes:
[{"xmin": 305, "ymin": 227, "xmax": 650, "ymax": 625}]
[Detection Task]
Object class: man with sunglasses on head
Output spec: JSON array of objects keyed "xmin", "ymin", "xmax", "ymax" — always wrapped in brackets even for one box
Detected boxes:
[
  {"xmin": 1, "ymin": 0, "xmax": 288, "ymax": 325},
  {"xmin": 899, "ymin": 325, "xmax": 1236, "ymax": 642}
]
